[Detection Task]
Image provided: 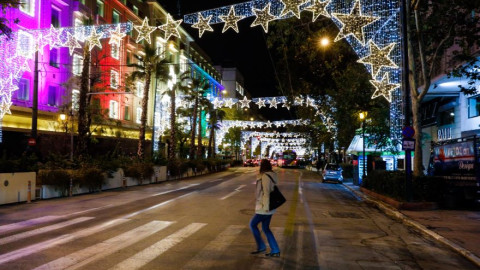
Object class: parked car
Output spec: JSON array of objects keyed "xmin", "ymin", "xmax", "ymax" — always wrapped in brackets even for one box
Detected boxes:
[
  {"xmin": 243, "ymin": 159, "xmax": 255, "ymax": 167},
  {"xmin": 322, "ymin": 163, "xmax": 343, "ymax": 183}
]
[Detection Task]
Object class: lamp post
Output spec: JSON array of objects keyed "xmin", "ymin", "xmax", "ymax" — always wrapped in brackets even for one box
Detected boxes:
[{"xmin": 359, "ymin": 112, "xmax": 367, "ymax": 183}]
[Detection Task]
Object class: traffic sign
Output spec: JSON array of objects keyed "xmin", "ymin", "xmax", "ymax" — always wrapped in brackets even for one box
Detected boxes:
[
  {"xmin": 402, "ymin": 138, "xmax": 415, "ymax": 150},
  {"xmin": 402, "ymin": 126, "xmax": 415, "ymax": 138}
]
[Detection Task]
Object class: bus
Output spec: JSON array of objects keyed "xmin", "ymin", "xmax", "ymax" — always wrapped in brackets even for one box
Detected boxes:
[{"xmin": 277, "ymin": 150, "xmax": 298, "ymax": 168}]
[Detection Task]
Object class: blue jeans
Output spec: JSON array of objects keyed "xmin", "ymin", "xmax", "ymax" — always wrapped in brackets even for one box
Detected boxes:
[{"xmin": 249, "ymin": 214, "xmax": 280, "ymax": 253}]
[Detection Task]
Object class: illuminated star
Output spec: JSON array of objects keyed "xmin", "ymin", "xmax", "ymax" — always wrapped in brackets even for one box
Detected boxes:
[
  {"xmin": 44, "ymin": 25, "xmax": 61, "ymax": 48},
  {"xmin": 282, "ymin": 101, "xmax": 291, "ymax": 110},
  {"xmin": 331, "ymin": 0, "xmax": 379, "ymax": 45},
  {"xmin": 0, "ymin": 74, "xmax": 18, "ymax": 99},
  {"xmin": 191, "ymin": 13, "xmax": 213, "ymax": 38},
  {"xmin": 251, "ymin": 3, "xmax": 277, "ymax": 33},
  {"xmin": 35, "ymin": 34, "xmax": 49, "ymax": 55},
  {"xmin": 64, "ymin": 32, "xmax": 81, "ymax": 56},
  {"xmin": 109, "ymin": 25, "xmax": 126, "ymax": 47},
  {"xmin": 212, "ymin": 97, "xmax": 223, "ymax": 109},
  {"xmin": 134, "ymin": 17, "xmax": 157, "ymax": 44},
  {"xmin": 239, "ymin": 96, "xmax": 251, "ymax": 108},
  {"xmin": 279, "ymin": 0, "xmax": 308, "ymax": 19},
  {"xmin": 370, "ymin": 73, "xmax": 400, "ymax": 102},
  {"xmin": 219, "ymin": 6, "xmax": 245, "ymax": 33},
  {"xmin": 266, "ymin": 121, "xmax": 273, "ymax": 128},
  {"xmin": 224, "ymin": 98, "xmax": 235, "ymax": 108},
  {"xmin": 304, "ymin": 0, "xmax": 331, "ymax": 22},
  {"xmin": 269, "ymin": 97, "xmax": 278, "ymax": 109},
  {"xmin": 306, "ymin": 97, "xmax": 315, "ymax": 107},
  {"xmin": 256, "ymin": 98, "xmax": 266, "ymax": 108},
  {"xmin": 85, "ymin": 26, "xmax": 102, "ymax": 51},
  {"xmin": 158, "ymin": 14, "xmax": 182, "ymax": 41},
  {"xmin": 358, "ymin": 40, "xmax": 398, "ymax": 77},
  {"xmin": 0, "ymin": 99, "xmax": 12, "ymax": 117}
]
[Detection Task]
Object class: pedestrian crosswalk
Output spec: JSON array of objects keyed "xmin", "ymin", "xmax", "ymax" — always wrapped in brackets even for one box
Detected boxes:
[{"xmin": 0, "ymin": 215, "xmax": 286, "ymax": 270}]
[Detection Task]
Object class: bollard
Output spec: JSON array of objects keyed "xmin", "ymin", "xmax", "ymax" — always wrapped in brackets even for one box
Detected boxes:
[{"xmin": 27, "ymin": 180, "xmax": 31, "ymax": 203}]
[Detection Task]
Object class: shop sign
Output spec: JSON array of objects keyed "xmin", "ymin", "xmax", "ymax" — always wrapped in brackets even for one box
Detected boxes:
[{"xmin": 437, "ymin": 127, "xmax": 452, "ymax": 141}]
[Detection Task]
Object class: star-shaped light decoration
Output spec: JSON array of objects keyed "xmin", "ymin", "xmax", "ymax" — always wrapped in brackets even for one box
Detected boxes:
[
  {"xmin": 44, "ymin": 25, "xmax": 61, "ymax": 48},
  {"xmin": 269, "ymin": 97, "xmax": 278, "ymax": 109},
  {"xmin": 358, "ymin": 40, "xmax": 398, "ymax": 77},
  {"xmin": 192, "ymin": 13, "xmax": 213, "ymax": 38},
  {"xmin": 282, "ymin": 101, "xmax": 291, "ymax": 110},
  {"xmin": 294, "ymin": 96, "xmax": 303, "ymax": 106},
  {"xmin": 212, "ymin": 97, "xmax": 223, "ymax": 109},
  {"xmin": 251, "ymin": 3, "xmax": 277, "ymax": 33},
  {"xmin": 109, "ymin": 25, "xmax": 126, "ymax": 47},
  {"xmin": 280, "ymin": 0, "xmax": 308, "ymax": 19},
  {"xmin": 158, "ymin": 14, "xmax": 182, "ymax": 41},
  {"xmin": 239, "ymin": 96, "xmax": 251, "ymax": 108},
  {"xmin": 35, "ymin": 34, "xmax": 49, "ymax": 55},
  {"xmin": 315, "ymin": 110, "xmax": 322, "ymax": 116},
  {"xmin": 0, "ymin": 74, "xmax": 17, "ymax": 99},
  {"xmin": 134, "ymin": 17, "xmax": 157, "ymax": 44},
  {"xmin": 266, "ymin": 120, "xmax": 273, "ymax": 128},
  {"xmin": 370, "ymin": 73, "xmax": 400, "ymax": 102},
  {"xmin": 306, "ymin": 97, "xmax": 315, "ymax": 107},
  {"xmin": 256, "ymin": 98, "xmax": 266, "ymax": 108},
  {"xmin": 331, "ymin": 0, "xmax": 379, "ymax": 45},
  {"xmin": 0, "ymin": 99, "xmax": 12, "ymax": 118},
  {"xmin": 64, "ymin": 32, "xmax": 81, "ymax": 56},
  {"xmin": 304, "ymin": 0, "xmax": 331, "ymax": 22},
  {"xmin": 224, "ymin": 98, "xmax": 235, "ymax": 108},
  {"xmin": 219, "ymin": 6, "xmax": 245, "ymax": 33},
  {"xmin": 85, "ymin": 26, "xmax": 102, "ymax": 51}
]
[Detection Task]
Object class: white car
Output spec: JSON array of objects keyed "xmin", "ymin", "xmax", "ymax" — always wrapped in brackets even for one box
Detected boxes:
[{"xmin": 322, "ymin": 164, "xmax": 343, "ymax": 183}]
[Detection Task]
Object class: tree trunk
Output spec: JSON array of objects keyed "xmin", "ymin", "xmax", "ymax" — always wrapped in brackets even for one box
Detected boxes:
[
  {"xmin": 77, "ymin": 47, "xmax": 91, "ymax": 157},
  {"xmin": 207, "ymin": 123, "xmax": 213, "ymax": 158},
  {"xmin": 137, "ymin": 67, "xmax": 151, "ymax": 160},
  {"xmin": 197, "ymin": 111, "xmax": 202, "ymax": 159},
  {"xmin": 189, "ymin": 95, "xmax": 198, "ymax": 160},
  {"xmin": 168, "ymin": 86, "xmax": 176, "ymax": 160}
]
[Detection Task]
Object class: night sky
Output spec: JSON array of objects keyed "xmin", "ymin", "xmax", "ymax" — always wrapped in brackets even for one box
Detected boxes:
[{"xmin": 158, "ymin": 0, "xmax": 290, "ymax": 120}]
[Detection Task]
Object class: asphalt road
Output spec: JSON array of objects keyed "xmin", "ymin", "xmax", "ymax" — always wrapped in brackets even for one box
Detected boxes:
[{"xmin": 0, "ymin": 167, "xmax": 477, "ymax": 270}]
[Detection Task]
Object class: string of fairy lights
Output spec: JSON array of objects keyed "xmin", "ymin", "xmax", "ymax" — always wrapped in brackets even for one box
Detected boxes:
[{"xmin": 0, "ymin": 0, "xmax": 403, "ymax": 149}]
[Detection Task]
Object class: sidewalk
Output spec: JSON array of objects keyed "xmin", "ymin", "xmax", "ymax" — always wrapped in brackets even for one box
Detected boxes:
[{"xmin": 342, "ymin": 181, "xmax": 480, "ymax": 268}]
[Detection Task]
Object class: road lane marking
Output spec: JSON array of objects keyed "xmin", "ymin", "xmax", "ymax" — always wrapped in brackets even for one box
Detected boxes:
[
  {"xmin": 65, "ymin": 205, "xmax": 114, "ymax": 217},
  {"xmin": 220, "ymin": 185, "xmax": 246, "ymax": 200},
  {"xmin": 0, "ymin": 217, "xmax": 94, "ymax": 245},
  {"xmin": 110, "ymin": 223, "xmax": 207, "ymax": 270},
  {"xmin": 0, "ymin": 216, "xmax": 60, "ymax": 234},
  {"xmin": 182, "ymin": 225, "xmax": 244, "ymax": 269},
  {"xmin": 34, "ymin": 220, "xmax": 173, "ymax": 270},
  {"xmin": 122, "ymin": 192, "xmax": 196, "ymax": 219},
  {"xmin": 152, "ymin": 184, "xmax": 200, "ymax": 196},
  {"xmin": 0, "ymin": 219, "xmax": 129, "ymax": 265}
]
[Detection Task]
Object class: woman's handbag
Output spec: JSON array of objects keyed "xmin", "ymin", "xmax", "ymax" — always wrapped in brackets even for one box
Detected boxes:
[{"xmin": 265, "ymin": 174, "xmax": 286, "ymax": 211}]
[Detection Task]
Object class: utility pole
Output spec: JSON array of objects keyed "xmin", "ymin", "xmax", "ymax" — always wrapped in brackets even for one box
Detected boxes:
[{"xmin": 31, "ymin": 50, "xmax": 39, "ymax": 148}]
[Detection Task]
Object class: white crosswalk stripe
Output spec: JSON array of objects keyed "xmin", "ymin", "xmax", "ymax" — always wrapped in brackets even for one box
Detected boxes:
[
  {"xmin": 0, "ymin": 219, "xmax": 129, "ymax": 265},
  {"xmin": 0, "ymin": 216, "xmax": 60, "ymax": 234},
  {"xmin": 0, "ymin": 217, "xmax": 93, "ymax": 245},
  {"xmin": 182, "ymin": 225, "xmax": 244, "ymax": 269},
  {"xmin": 110, "ymin": 222, "xmax": 207, "ymax": 270},
  {"xmin": 33, "ymin": 220, "xmax": 173, "ymax": 270}
]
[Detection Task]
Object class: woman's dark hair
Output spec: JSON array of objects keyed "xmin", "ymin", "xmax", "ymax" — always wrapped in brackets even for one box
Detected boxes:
[{"xmin": 260, "ymin": 159, "xmax": 272, "ymax": 173}]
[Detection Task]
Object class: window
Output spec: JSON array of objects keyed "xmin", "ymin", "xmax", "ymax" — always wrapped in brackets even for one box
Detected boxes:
[
  {"xmin": 51, "ymin": 8, "xmax": 60, "ymax": 28},
  {"xmin": 73, "ymin": 54, "xmax": 83, "ymax": 75},
  {"xmin": 16, "ymin": 79, "xmax": 29, "ymax": 101},
  {"xmin": 180, "ymin": 55, "xmax": 188, "ymax": 73},
  {"xmin": 48, "ymin": 86, "xmax": 57, "ymax": 106},
  {"xmin": 124, "ymin": 106, "xmax": 130, "ymax": 120},
  {"xmin": 112, "ymin": 10, "xmax": 120, "ymax": 24},
  {"xmin": 49, "ymin": 48, "xmax": 59, "ymax": 67},
  {"xmin": 109, "ymin": 100, "xmax": 119, "ymax": 119},
  {"xmin": 136, "ymin": 107, "xmax": 142, "ymax": 123},
  {"xmin": 72, "ymin": 89, "xmax": 80, "ymax": 111},
  {"xmin": 438, "ymin": 108, "xmax": 455, "ymax": 126},
  {"xmin": 96, "ymin": 0, "xmax": 104, "ymax": 17},
  {"xmin": 136, "ymin": 81, "xmax": 144, "ymax": 98},
  {"xmin": 111, "ymin": 70, "xmax": 119, "ymax": 89},
  {"xmin": 20, "ymin": 0, "xmax": 35, "ymax": 16},
  {"xmin": 17, "ymin": 31, "xmax": 34, "ymax": 58},
  {"xmin": 469, "ymin": 95, "xmax": 480, "ymax": 118},
  {"xmin": 111, "ymin": 43, "xmax": 119, "ymax": 59}
]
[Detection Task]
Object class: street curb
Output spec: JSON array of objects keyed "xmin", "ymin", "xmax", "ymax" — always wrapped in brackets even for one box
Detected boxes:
[{"xmin": 342, "ymin": 183, "xmax": 480, "ymax": 268}]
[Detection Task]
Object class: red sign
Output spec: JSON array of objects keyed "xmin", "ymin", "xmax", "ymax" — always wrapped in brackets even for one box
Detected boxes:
[{"xmin": 28, "ymin": 138, "xmax": 36, "ymax": 146}]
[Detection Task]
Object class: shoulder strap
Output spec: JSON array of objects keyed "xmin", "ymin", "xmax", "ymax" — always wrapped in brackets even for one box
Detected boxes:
[{"xmin": 265, "ymin": 173, "xmax": 275, "ymax": 185}]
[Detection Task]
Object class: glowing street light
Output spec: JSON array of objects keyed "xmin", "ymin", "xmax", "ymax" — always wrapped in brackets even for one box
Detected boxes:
[{"xmin": 320, "ymin": 37, "xmax": 330, "ymax": 47}]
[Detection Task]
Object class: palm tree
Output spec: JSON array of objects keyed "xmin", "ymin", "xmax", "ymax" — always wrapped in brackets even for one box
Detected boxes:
[
  {"xmin": 128, "ymin": 45, "xmax": 169, "ymax": 160},
  {"xmin": 196, "ymin": 95, "xmax": 211, "ymax": 159},
  {"xmin": 207, "ymin": 107, "xmax": 226, "ymax": 158},
  {"xmin": 185, "ymin": 78, "xmax": 210, "ymax": 160}
]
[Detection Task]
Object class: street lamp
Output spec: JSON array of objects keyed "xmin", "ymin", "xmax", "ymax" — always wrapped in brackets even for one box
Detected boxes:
[
  {"xmin": 320, "ymin": 37, "xmax": 330, "ymax": 47},
  {"xmin": 359, "ymin": 112, "xmax": 367, "ymax": 183}
]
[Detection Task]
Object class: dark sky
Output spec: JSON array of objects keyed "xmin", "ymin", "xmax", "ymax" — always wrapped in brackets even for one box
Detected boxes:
[{"xmin": 158, "ymin": 0, "xmax": 280, "ymax": 99}]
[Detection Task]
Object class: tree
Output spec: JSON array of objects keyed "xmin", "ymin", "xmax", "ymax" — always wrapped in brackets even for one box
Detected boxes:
[
  {"xmin": 207, "ymin": 108, "xmax": 226, "ymax": 158},
  {"xmin": 196, "ymin": 93, "xmax": 211, "ymax": 159},
  {"xmin": 128, "ymin": 45, "xmax": 169, "ymax": 160},
  {"xmin": 0, "ymin": 1, "xmax": 20, "ymax": 39},
  {"xmin": 185, "ymin": 78, "xmax": 210, "ymax": 160},
  {"xmin": 406, "ymin": 0, "xmax": 480, "ymax": 176}
]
